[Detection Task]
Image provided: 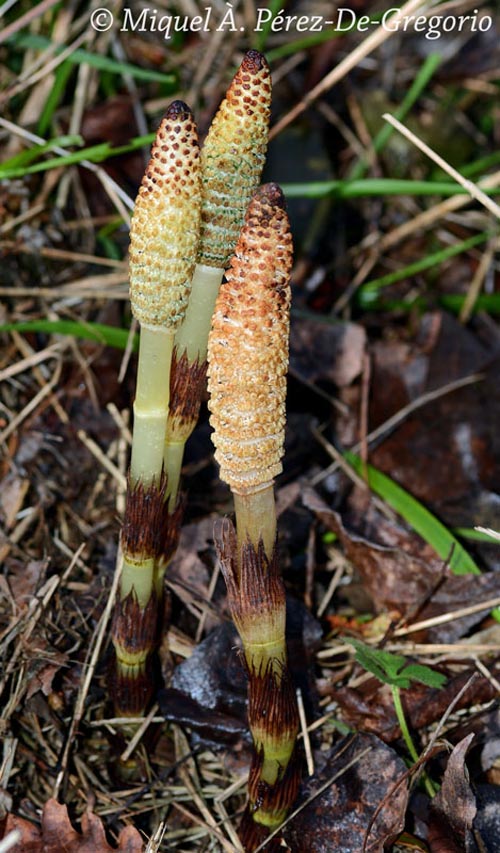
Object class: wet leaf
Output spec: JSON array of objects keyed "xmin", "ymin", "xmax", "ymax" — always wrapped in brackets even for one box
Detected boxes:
[
  {"xmin": 289, "ymin": 317, "xmax": 366, "ymax": 387},
  {"xmin": 303, "ymin": 488, "xmax": 441, "ymax": 616},
  {"xmin": 168, "ymin": 516, "xmax": 216, "ymax": 626},
  {"xmin": 284, "ymin": 733, "xmax": 408, "ymax": 853}
]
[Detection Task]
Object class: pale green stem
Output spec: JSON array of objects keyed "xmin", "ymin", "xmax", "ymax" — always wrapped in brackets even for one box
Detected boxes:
[
  {"xmin": 233, "ymin": 486, "xmax": 277, "ymax": 564},
  {"xmin": 391, "ymin": 684, "xmax": 437, "ymax": 798},
  {"xmin": 122, "ymin": 325, "xmax": 174, "ymax": 608},
  {"xmin": 120, "ymin": 556, "xmax": 155, "ymax": 610},
  {"xmin": 173, "ymin": 262, "xmax": 224, "ymax": 362},
  {"xmin": 163, "ymin": 262, "xmax": 224, "ymax": 508},
  {"xmin": 130, "ymin": 325, "xmax": 174, "ymax": 486},
  {"xmin": 163, "ymin": 441, "xmax": 185, "ymax": 512}
]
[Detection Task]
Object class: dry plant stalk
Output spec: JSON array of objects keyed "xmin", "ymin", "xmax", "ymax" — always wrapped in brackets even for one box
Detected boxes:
[
  {"xmin": 207, "ymin": 183, "xmax": 300, "ymax": 850},
  {"xmin": 111, "ymin": 102, "xmax": 201, "ymax": 714}
]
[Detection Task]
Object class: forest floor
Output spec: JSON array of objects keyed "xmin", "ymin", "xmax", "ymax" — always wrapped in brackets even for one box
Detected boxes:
[{"xmin": 0, "ymin": 1, "xmax": 499, "ymax": 851}]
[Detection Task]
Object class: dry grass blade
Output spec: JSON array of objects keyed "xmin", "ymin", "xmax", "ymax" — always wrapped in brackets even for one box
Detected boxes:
[
  {"xmin": 53, "ymin": 549, "xmax": 123, "ymax": 797},
  {"xmin": 393, "ymin": 597, "xmax": 500, "ymax": 637},
  {"xmin": 382, "ymin": 114, "xmax": 500, "ymax": 220},
  {"xmin": 270, "ymin": 0, "xmax": 439, "ymax": 138},
  {"xmin": 0, "ymin": 342, "xmax": 62, "ymax": 382},
  {"xmin": 0, "ymin": 0, "xmax": 61, "ymax": 45},
  {"xmin": 0, "ymin": 831, "xmax": 22, "ymax": 853}
]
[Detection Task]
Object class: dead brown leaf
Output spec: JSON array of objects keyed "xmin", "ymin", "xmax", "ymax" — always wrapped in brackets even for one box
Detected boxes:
[
  {"xmin": 290, "ymin": 317, "xmax": 366, "ymax": 387},
  {"xmin": 304, "ymin": 488, "xmax": 500, "ymax": 639},
  {"xmin": 3, "ymin": 799, "xmax": 144, "ymax": 852},
  {"xmin": 428, "ymin": 734, "xmax": 477, "ymax": 852}
]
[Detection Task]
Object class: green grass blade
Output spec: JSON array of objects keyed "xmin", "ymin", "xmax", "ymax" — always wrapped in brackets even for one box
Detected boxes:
[
  {"xmin": 281, "ymin": 178, "xmax": 500, "ymax": 199},
  {"xmin": 361, "ymin": 293, "xmax": 500, "ymax": 317},
  {"xmin": 358, "ymin": 293, "xmax": 500, "ymax": 316},
  {"xmin": 349, "ymin": 52, "xmax": 442, "ymax": 182},
  {"xmin": 253, "ymin": 0, "xmax": 285, "ymax": 51},
  {"xmin": 0, "ymin": 135, "xmax": 83, "ymax": 171},
  {"xmin": 38, "ymin": 60, "xmax": 75, "ymax": 136},
  {"xmin": 357, "ymin": 231, "xmax": 493, "ymax": 303},
  {"xmin": 0, "ymin": 320, "xmax": 138, "ymax": 351},
  {"xmin": 453, "ymin": 527, "xmax": 500, "ymax": 543},
  {"xmin": 442, "ymin": 151, "xmax": 500, "ymax": 180},
  {"xmin": 0, "ymin": 133, "xmax": 156, "ymax": 179},
  {"xmin": 344, "ymin": 450, "xmax": 480, "ymax": 576},
  {"xmin": 8, "ymin": 33, "xmax": 175, "ymax": 85}
]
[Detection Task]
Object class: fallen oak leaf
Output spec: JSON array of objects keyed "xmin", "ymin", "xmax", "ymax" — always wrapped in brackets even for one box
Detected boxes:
[{"xmin": 2, "ymin": 799, "xmax": 144, "ymax": 853}]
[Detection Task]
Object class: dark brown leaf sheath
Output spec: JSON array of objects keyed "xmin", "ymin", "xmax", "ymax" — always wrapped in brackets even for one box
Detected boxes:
[
  {"xmin": 112, "ymin": 472, "xmax": 183, "ymax": 714},
  {"xmin": 216, "ymin": 520, "xmax": 300, "ymax": 848},
  {"xmin": 167, "ymin": 348, "xmax": 207, "ymax": 441}
]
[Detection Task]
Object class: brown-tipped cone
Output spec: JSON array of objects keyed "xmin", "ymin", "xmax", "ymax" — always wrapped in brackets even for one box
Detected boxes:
[
  {"xmin": 199, "ymin": 51, "xmax": 271, "ymax": 269},
  {"xmin": 129, "ymin": 101, "xmax": 201, "ymax": 329},
  {"xmin": 207, "ymin": 183, "xmax": 292, "ymax": 495}
]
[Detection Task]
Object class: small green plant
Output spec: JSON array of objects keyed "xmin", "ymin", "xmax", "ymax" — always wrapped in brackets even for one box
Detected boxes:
[{"xmin": 348, "ymin": 637, "xmax": 446, "ymax": 796}]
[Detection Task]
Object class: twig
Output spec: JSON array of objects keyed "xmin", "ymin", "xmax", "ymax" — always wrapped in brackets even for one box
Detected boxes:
[
  {"xmin": 0, "ymin": 32, "xmax": 88, "ymax": 104},
  {"xmin": 120, "ymin": 703, "xmax": 159, "ymax": 763},
  {"xmin": 316, "ymin": 557, "xmax": 348, "ymax": 619},
  {"xmin": 0, "ymin": 0, "xmax": 61, "ymax": 45},
  {"xmin": 77, "ymin": 428, "xmax": 127, "ymax": 489},
  {"xmin": 473, "ymin": 657, "xmax": 500, "ymax": 694},
  {"xmin": 0, "ymin": 831, "xmax": 22, "ymax": 853},
  {"xmin": 423, "ymin": 673, "xmax": 479, "ymax": 754},
  {"xmin": 459, "ymin": 237, "xmax": 498, "ymax": 323},
  {"xmin": 0, "ymin": 342, "xmax": 62, "ymax": 382},
  {"xmin": 379, "ymin": 169, "xmax": 500, "ymax": 253},
  {"xmin": 359, "ymin": 350, "xmax": 371, "ymax": 474},
  {"xmin": 0, "ymin": 358, "xmax": 62, "ymax": 445}
]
